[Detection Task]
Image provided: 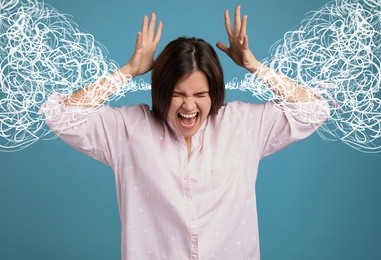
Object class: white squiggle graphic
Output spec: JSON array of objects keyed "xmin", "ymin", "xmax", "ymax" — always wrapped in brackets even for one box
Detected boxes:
[
  {"xmin": 226, "ymin": 0, "xmax": 381, "ymax": 153},
  {"xmin": 1, "ymin": 0, "xmax": 380, "ymax": 153},
  {"xmin": 0, "ymin": 0, "xmax": 149, "ymax": 151}
]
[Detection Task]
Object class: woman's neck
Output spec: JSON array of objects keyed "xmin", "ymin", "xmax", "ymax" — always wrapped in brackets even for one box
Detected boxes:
[{"xmin": 185, "ymin": 137, "xmax": 191, "ymax": 157}]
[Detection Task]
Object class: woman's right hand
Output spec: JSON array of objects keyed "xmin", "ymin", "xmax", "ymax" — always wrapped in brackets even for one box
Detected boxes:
[{"xmin": 125, "ymin": 13, "xmax": 162, "ymax": 77}]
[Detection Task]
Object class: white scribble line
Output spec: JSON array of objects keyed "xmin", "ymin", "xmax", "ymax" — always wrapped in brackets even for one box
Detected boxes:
[
  {"xmin": 254, "ymin": 0, "xmax": 381, "ymax": 153},
  {"xmin": 0, "ymin": 0, "xmax": 381, "ymax": 153}
]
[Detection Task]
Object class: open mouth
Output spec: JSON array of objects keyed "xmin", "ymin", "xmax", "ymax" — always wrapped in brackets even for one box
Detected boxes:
[{"xmin": 178, "ymin": 112, "xmax": 198, "ymax": 128}]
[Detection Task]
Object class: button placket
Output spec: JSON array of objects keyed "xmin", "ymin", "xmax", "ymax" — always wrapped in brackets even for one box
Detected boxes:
[{"xmin": 179, "ymin": 144, "xmax": 199, "ymax": 259}]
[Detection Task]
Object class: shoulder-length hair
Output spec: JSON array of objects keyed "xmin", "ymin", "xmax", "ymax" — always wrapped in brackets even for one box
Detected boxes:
[{"xmin": 151, "ymin": 37, "xmax": 225, "ymax": 121}]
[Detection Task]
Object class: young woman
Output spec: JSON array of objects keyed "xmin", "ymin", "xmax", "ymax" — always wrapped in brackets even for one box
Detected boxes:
[{"xmin": 42, "ymin": 6, "xmax": 329, "ymax": 260}]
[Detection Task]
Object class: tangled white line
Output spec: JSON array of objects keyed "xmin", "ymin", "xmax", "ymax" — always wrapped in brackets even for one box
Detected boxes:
[
  {"xmin": 1, "ymin": 0, "xmax": 380, "ymax": 152},
  {"xmin": 226, "ymin": 0, "xmax": 381, "ymax": 153},
  {"xmin": 0, "ymin": 0, "xmax": 149, "ymax": 151}
]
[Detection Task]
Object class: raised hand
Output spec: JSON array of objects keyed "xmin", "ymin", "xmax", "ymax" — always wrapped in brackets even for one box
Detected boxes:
[
  {"xmin": 216, "ymin": 6, "xmax": 260, "ymax": 73},
  {"xmin": 126, "ymin": 13, "xmax": 163, "ymax": 77},
  {"xmin": 63, "ymin": 13, "xmax": 162, "ymax": 107}
]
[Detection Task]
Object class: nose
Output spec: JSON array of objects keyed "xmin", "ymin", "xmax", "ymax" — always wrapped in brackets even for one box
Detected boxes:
[{"xmin": 182, "ymin": 96, "xmax": 196, "ymax": 111}]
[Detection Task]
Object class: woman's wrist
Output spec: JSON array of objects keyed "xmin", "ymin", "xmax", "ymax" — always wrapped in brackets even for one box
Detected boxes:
[
  {"xmin": 247, "ymin": 59, "xmax": 262, "ymax": 74},
  {"xmin": 120, "ymin": 63, "xmax": 135, "ymax": 78}
]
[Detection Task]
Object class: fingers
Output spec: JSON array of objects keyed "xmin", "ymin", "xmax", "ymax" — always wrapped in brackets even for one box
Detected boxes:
[
  {"xmin": 225, "ymin": 5, "xmax": 247, "ymax": 40},
  {"xmin": 147, "ymin": 12, "xmax": 156, "ymax": 39},
  {"xmin": 135, "ymin": 32, "xmax": 143, "ymax": 49},
  {"xmin": 153, "ymin": 21, "xmax": 163, "ymax": 45},
  {"xmin": 243, "ymin": 35, "xmax": 249, "ymax": 50},
  {"xmin": 224, "ymin": 10, "xmax": 233, "ymax": 35},
  {"xmin": 234, "ymin": 5, "xmax": 241, "ymax": 35},
  {"xmin": 216, "ymin": 42, "xmax": 229, "ymax": 54},
  {"xmin": 141, "ymin": 15, "xmax": 148, "ymax": 35},
  {"xmin": 239, "ymin": 15, "xmax": 247, "ymax": 41},
  {"xmin": 140, "ymin": 12, "xmax": 162, "ymax": 44}
]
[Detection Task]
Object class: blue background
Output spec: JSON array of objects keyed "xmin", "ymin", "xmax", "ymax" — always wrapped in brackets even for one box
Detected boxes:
[{"xmin": 1, "ymin": 0, "xmax": 381, "ymax": 259}]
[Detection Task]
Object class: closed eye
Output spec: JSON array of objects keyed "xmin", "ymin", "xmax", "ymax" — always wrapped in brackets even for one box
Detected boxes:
[
  {"xmin": 172, "ymin": 92, "xmax": 184, "ymax": 97},
  {"xmin": 172, "ymin": 91, "xmax": 209, "ymax": 98},
  {"xmin": 195, "ymin": 91, "xmax": 209, "ymax": 98}
]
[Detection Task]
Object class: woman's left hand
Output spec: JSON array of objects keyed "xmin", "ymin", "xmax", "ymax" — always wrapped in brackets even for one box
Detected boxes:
[{"xmin": 216, "ymin": 5, "xmax": 260, "ymax": 73}]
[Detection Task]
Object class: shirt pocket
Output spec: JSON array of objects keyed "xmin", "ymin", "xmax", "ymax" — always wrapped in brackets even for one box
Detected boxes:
[{"xmin": 211, "ymin": 152, "xmax": 249, "ymax": 205}]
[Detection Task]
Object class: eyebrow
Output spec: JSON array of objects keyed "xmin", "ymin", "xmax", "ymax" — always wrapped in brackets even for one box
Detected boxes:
[
  {"xmin": 173, "ymin": 90, "xmax": 209, "ymax": 95},
  {"xmin": 195, "ymin": 91, "xmax": 209, "ymax": 95}
]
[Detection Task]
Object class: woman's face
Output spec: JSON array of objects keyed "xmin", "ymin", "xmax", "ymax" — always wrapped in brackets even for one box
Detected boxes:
[{"xmin": 168, "ymin": 70, "xmax": 212, "ymax": 140}]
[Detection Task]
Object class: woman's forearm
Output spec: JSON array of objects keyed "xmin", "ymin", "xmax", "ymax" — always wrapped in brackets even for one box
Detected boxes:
[
  {"xmin": 62, "ymin": 64, "xmax": 133, "ymax": 107},
  {"xmin": 249, "ymin": 61, "xmax": 320, "ymax": 103}
]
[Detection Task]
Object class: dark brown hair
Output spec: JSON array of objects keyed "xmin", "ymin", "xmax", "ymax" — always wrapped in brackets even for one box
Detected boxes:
[{"xmin": 151, "ymin": 37, "xmax": 225, "ymax": 120}]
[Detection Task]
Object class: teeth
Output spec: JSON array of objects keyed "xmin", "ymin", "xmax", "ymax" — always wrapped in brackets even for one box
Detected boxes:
[{"xmin": 179, "ymin": 112, "xmax": 197, "ymax": 118}]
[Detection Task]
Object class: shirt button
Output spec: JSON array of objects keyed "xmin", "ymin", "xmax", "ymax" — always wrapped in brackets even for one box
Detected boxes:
[{"xmin": 183, "ymin": 175, "xmax": 188, "ymax": 180}]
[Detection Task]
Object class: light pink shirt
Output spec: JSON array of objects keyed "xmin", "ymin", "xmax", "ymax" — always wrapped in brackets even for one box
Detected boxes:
[{"xmin": 42, "ymin": 94, "xmax": 329, "ymax": 260}]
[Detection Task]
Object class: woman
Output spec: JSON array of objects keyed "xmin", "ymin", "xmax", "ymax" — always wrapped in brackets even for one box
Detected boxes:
[{"xmin": 42, "ymin": 6, "xmax": 329, "ymax": 260}]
